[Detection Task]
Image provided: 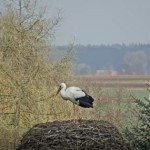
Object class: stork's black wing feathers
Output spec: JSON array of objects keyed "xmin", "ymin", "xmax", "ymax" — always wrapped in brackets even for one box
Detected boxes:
[
  {"xmin": 89, "ymin": 95, "xmax": 94, "ymax": 102},
  {"xmin": 76, "ymin": 94, "xmax": 94, "ymax": 108}
]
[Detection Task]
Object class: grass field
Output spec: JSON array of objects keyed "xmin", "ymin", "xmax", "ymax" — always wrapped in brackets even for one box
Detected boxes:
[
  {"xmin": 77, "ymin": 75, "xmax": 150, "ymax": 89},
  {"xmin": 77, "ymin": 75, "xmax": 150, "ymax": 99},
  {"xmin": 76, "ymin": 75, "xmax": 150, "ymax": 129}
]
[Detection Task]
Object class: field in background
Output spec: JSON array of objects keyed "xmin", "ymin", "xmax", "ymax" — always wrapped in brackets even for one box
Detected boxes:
[
  {"xmin": 77, "ymin": 75, "xmax": 150, "ymax": 89},
  {"xmin": 77, "ymin": 75, "xmax": 150, "ymax": 99},
  {"xmin": 77, "ymin": 75, "xmax": 150, "ymax": 98},
  {"xmin": 76, "ymin": 75, "xmax": 150, "ymax": 130}
]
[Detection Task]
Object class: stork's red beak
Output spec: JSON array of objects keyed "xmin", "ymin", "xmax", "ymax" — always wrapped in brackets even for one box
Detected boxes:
[{"xmin": 56, "ymin": 86, "xmax": 61, "ymax": 95}]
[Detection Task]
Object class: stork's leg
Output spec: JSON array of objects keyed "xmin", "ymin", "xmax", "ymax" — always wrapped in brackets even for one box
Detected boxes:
[
  {"xmin": 76, "ymin": 106, "xmax": 79, "ymax": 123},
  {"xmin": 73, "ymin": 104, "xmax": 76, "ymax": 123},
  {"xmin": 73, "ymin": 104, "xmax": 79, "ymax": 123}
]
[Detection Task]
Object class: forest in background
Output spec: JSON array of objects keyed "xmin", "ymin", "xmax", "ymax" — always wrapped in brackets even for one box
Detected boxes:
[{"xmin": 57, "ymin": 44, "xmax": 150, "ymax": 75}]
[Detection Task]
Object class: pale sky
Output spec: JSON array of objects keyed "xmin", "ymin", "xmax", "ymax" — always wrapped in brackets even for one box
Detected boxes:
[
  {"xmin": 47, "ymin": 0, "xmax": 150, "ymax": 45},
  {"xmin": 1, "ymin": 0, "xmax": 150, "ymax": 45}
]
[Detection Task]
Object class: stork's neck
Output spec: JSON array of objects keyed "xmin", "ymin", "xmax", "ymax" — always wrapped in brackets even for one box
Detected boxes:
[{"xmin": 60, "ymin": 86, "xmax": 68, "ymax": 100}]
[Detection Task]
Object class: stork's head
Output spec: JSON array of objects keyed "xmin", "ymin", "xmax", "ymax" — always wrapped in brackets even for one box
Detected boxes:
[{"xmin": 56, "ymin": 83, "xmax": 66, "ymax": 95}]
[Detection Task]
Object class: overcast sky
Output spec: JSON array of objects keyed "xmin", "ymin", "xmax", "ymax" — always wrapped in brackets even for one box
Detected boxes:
[
  {"xmin": 1, "ymin": 0, "xmax": 150, "ymax": 45},
  {"xmin": 45, "ymin": 0, "xmax": 150, "ymax": 45}
]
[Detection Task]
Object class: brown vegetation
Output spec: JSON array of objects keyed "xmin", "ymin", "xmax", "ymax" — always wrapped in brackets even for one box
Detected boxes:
[
  {"xmin": 76, "ymin": 75, "xmax": 150, "ymax": 88},
  {"xmin": 0, "ymin": 0, "xmax": 74, "ymax": 149}
]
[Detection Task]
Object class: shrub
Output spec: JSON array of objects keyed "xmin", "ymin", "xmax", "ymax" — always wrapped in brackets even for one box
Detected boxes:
[
  {"xmin": 124, "ymin": 85, "xmax": 150, "ymax": 150},
  {"xmin": 0, "ymin": 0, "xmax": 73, "ymax": 149}
]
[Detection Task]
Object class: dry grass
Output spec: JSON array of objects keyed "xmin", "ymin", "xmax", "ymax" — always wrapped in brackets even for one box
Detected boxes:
[{"xmin": 76, "ymin": 75, "xmax": 150, "ymax": 88}]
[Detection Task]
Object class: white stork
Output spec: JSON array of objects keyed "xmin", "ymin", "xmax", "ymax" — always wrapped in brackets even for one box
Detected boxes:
[{"xmin": 56, "ymin": 83, "xmax": 94, "ymax": 123}]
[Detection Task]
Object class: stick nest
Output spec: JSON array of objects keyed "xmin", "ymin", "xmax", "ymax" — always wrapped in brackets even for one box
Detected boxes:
[{"xmin": 17, "ymin": 120, "xmax": 133, "ymax": 150}]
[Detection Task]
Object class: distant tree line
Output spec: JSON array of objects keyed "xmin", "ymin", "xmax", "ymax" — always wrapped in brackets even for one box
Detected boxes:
[{"xmin": 57, "ymin": 44, "xmax": 150, "ymax": 75}]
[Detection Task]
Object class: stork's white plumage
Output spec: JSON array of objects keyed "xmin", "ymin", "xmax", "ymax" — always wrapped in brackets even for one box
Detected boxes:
[{"xmin": 56, "ymin": 83, "xmax": 94, "ymax": 123}]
